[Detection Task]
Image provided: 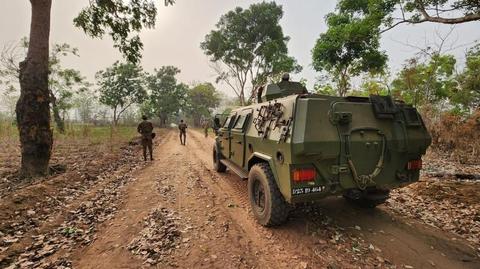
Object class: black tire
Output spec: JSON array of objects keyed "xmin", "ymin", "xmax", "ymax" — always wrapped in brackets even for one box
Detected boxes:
[
  {"xmin": 343, "ymin": 188, "xmax": 390, "ymax": 208},
  {"xmin": 248, "ymin": 163, "xmax": 289, "ymax": 226},
  {"xmin": 213, "ymin": 145, "xmax": 227, "ymax": 172}
]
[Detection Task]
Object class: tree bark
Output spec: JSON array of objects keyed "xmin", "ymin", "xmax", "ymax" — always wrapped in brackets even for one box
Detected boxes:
[{"xmin": 16, "ymin": 0, "xmax": 53, "ymax": 178}]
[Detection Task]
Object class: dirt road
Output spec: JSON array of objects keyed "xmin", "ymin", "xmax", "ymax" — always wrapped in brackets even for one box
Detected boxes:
[{"xmin": 69, "ymin": 129, "xmax": 479, "ymax": 269}]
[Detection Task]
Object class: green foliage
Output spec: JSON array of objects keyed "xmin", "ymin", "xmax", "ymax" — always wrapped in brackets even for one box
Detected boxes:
[
  {"xmin": 201, "ymin": 1, "xmax": 301, "ymax": 105},
  {"xmin": 96, "ymin": 61, "xmax": 147, "ymax": 124},
  {"xmin": 391, "ymin": 54, "xmax": 457, "ymax": 106},
  {"xmin": 49, "ymin": 43, "xmax": 86, "ymax": 122},
  {"xmin": 453, "ymin": 45, "xmax": 480, "ymax": 111},
  {"xmin": 312, "ymin": 0, "xmax": 388, "ymax": 96},
  {"xmin": 74, "ymin": 0, "xmax": 175, "ymax": 63},
  {"xmin": 0, "ymin": 39, "xmax": 86, "ymax": 131},
  {"xmin": 312, "ymin": 0, "xmax": 480, "ymax": 96},
  {"xmin": 359, "ymin": 74, "xmax": 390, "ymax": 96},
  {"xmin": 185, "ymin": 83, "xmax": 221, "ymax": 126},
  {"xmin": 73, "ymin": 88, "xmax": 99, "ymax": 124},
  {"xmin": 314, "ymin": 83, "xmax": 336, "ymax": 96},
  {"xmin": 144, "ymin": 66, "xmax": 188, "ymax": 125}
]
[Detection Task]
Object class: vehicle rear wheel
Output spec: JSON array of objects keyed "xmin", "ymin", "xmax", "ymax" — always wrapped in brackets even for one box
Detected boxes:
[
  {"xmin": 343, "ymin": 188, "xmax": 390, "ymax": 208},
  {"xmin": 248, "ymin": 163, "xmax": 289, "ymax": 226},
  {"xmin": 213, "ymin": 145, "xmax": 226, "ymax": 172}
]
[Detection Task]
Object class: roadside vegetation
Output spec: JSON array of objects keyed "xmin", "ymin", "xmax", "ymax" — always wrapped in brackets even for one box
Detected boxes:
[{"xmin": 0, "ymin": 0, "xmax": 479, "ymax": 268}]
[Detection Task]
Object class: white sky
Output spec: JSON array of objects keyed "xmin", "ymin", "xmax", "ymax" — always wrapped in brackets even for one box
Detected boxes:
[{"xmin": 0, "ymin": 0, "xmax": 479, "ymax": 97}]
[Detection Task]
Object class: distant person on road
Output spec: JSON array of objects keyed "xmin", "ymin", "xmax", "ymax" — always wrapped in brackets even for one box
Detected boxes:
[
  {"xmin": 202, "ymin": 119, "xmax": 210, "ymax": 138},
  {"xmin": 178, "ymin": 120, "xmax": 188, "ymax": 145},
  {"xmin": 137, "ymin": 115, "xmax": 154, "ymax": 161}
]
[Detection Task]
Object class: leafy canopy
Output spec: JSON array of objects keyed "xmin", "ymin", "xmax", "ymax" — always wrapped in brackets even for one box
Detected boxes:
[
  {"xmin": 185, "ymin": 83, "xmax": 220, "ymax": 124},
  {"xmin": 144, "ymin": 66, "xmax": 188, "ymax": 122},
  {"xmin": 312, "ymin": 1, "xmax": 388, "ymax": 96},
  {"xmin": 450, "ymin": 45, "xmax": 480, "ymax": 110},
  {"xmin": 201, "ymin": 1, "xmax": 301, "ymax": 105},
  {"xmin": 96, "ymin": 61, "xmax": 147, "ymax": 122},
  {"xmin": 74, "ymin": 0, "xmax": 175, "ymax": 63},
  {"xmin": 391, "ymin": 54, "xmax": 457, "ymax": 106}
]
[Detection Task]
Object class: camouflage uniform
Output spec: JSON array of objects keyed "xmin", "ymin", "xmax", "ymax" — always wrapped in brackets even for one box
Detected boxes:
[
  {"xmin": 203, "ymin": 120, "xmax": 210, "ymax": 138},
  {"xmin": 178, "ymin": 121, "xmax": 187, "ymax": 145},
  {"xmin": 137, "ymin": 120, "xmax": 154, "ymax": 161}
]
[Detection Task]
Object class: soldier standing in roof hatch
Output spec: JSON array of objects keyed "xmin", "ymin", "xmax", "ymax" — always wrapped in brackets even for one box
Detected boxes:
[
  {"xmin": 137, "ymin": 115, "xmax": 154, "ymax": 161},
  {"xmin": 178, "ymin": 119, "xmax": 188, "ymax": 145}
]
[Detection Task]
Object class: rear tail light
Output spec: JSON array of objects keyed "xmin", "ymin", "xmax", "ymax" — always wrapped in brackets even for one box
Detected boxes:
[
  {"xmin": 407, "ymin": 159, "xmax": 422, "ymax": 170},
  {"xmin": 292, "ymin": 168, "xmax": 316, "ymax": 182}
]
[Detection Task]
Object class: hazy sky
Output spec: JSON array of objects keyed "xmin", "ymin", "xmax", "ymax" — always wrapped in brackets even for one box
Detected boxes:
[{"xmin": 1, "ymin": 0, "xmax": 479, "ymax": 96}]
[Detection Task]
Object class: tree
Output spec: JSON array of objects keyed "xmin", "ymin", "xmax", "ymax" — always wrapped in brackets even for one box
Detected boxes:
[
  {"xmin": 332, "ymin": 0, "xmax": 480, "ymax": 34},
  {"xmin": 201, "ymin": 2, "xmax": 301, "ymax": 106},
  {"xmin": 186, "ymin": 83, "xmax": 221, "ymax": 127},
  {"xmin": 145, "ymin": 66, "xmax": 188, "ymax": 127},
  {"xmin": 48, "ymin": 44, "xmax": 86, "ymax": 133},
  {"xmin": 312, "ymin": 0, "xmax": 480, "ymax": 97},
  {"xmin": 96, "ymin": 61, "xmax": 147, "ymax": 125},
  {"xmin": 73, "ymin": 87, "xmax": 97, "ymax": 124},
  {"xmin": 391, "ymin": 54, "xmax": 457, "ymax": 107},
  {"xmin": 312, "ymin": 3, "xmax": 388, "ymax": 96},
  {"xmin": 1, "ymin": 39, "xmax": 86, "ymax": 133},
  {"xmin": 451, "ymin": 45, "xmax": 480, "ymax": 112},
  {"xmin": 17, "ymin": 0, "xmax": 174, "ymax": 178}
]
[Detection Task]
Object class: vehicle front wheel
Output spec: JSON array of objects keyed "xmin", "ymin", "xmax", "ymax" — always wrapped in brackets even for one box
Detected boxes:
[
  {"xmin": 213, "ymin": 145, "xmax": 226, "ymax": 172},
  {"xmin": 248, "ymin": 163, "xmax": 289, "ymax": 226}
]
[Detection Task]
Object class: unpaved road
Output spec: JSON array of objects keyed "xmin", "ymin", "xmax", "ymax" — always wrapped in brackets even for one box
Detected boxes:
[{"xmin": 68, "ymin": 129, "xmax": 479, "ymax": 269}]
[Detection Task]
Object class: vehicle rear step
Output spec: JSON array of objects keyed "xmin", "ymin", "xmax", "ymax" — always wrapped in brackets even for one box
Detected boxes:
[{"xmin": 220, "ymin": 159, "xmax": 248, "ymax": 179}]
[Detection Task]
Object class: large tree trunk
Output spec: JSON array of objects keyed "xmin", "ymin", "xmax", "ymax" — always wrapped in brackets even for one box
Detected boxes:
[{"xmin": 16, "ymin": 0, "xmax": 53, "ymax": 178}]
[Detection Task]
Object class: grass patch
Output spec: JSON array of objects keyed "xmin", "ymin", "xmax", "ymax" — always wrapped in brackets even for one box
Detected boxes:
[{"xmin": 0, "ymin": 121, "xmax": 138, "ymax": 144}]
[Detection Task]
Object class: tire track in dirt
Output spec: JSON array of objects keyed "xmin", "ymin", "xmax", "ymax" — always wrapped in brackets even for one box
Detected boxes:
[
  {"xmin": 186, "ymin": 131, "xmax": 340, "ymax": 268},
  {"xmin": 187, "ymin": 129, "xmax": 480, "ymax": 269},
  {"xmin": 0, "ymin": 130, "xmax": 170, "ymax": 268},
  {"xmin": 73, "ymin": 130, "xmax": 260, "ymax": 269}
]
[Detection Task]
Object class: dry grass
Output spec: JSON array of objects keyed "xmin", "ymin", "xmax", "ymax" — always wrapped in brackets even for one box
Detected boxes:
[{"xmin": 427, "ymin": 109, "xmax": 480, "ymax": 164}]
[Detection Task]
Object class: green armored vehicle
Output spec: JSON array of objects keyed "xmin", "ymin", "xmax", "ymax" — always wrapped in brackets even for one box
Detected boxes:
[{"xmin": 213, "ymin": 75, "xmax": 431, "ymax": 226}]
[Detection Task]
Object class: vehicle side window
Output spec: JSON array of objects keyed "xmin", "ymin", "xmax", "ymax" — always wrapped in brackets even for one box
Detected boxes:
[
  {"xmin": 222, "ymin": 117, "xmax": 231, "ymax": 128},
  {"xmin": 233, "ymin": 115, "xmax": 246, "ymax": 130},
  {"xmin": 223, "ymin": 115, "xmax": 236, "ymax": 129}
]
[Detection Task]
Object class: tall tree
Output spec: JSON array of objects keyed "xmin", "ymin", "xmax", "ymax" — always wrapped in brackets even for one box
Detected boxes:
[
  {"xmin": 312, "ymin": 0, "xmax": 480, "ymax": 97},
  {"xmin": 312, "ymin": 3, "xmax": 387, "ymax": 96},
  {"xmin": 144, "ymin": 66, "xmax": 187, "ymax": 127},
  {"xmin": 96, "ymin": 61, "xmax": 147, "ymax": 125},
  {"xmin": 17, "ymin": 0, "xmax": 174, "ymax": 178},
  {"xmin": 186, "ymin": 83, "xmax": 220, "ymax": 127},
  {"xmin": 391, "ymin": 54, "xmax": 457, "ymax": 107},
  {"xmin": 201, "ymin": 2, "xmax": 301, "ymax": 105},
  {"xmin": 16, "ymin": 0, "xmax": 53, "ymax": 178}
]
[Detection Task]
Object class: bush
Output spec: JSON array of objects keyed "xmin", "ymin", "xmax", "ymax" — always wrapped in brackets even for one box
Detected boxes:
[{"xmin": 429, "ymin": 109, "xmax": 480, "ymax": 163}]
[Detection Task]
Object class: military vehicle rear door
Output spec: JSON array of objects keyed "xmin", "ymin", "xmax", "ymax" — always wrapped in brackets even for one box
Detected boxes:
[
  {"xmin": 218, "ymin": 114, "xmax": 236, "ymax": 158},
  {"xmin": 229, "ymin": 110, "xmax": 251, "ymax": 168},
  {"xmin": 330, "ymin": 97, "xmax": 395, "ymax": 189}
]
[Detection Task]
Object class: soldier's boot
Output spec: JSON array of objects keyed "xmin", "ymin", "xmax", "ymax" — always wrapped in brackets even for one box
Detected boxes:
[{"xmin": 149, "ymin": 144, "xmax": 154, "ymax": 161}]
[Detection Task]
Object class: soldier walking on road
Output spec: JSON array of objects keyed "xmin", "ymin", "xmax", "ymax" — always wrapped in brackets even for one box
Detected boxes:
[
  {"xmin": 178, "ymin": 120, "xmax": 187, "ymax": 145},
  {"xmin": 202, "ymin": 119, "xmax": 210, "ymax": 138},
  {"xmin": 137, "ymin": 115, "xmax": 154, "ymax": 161}
]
